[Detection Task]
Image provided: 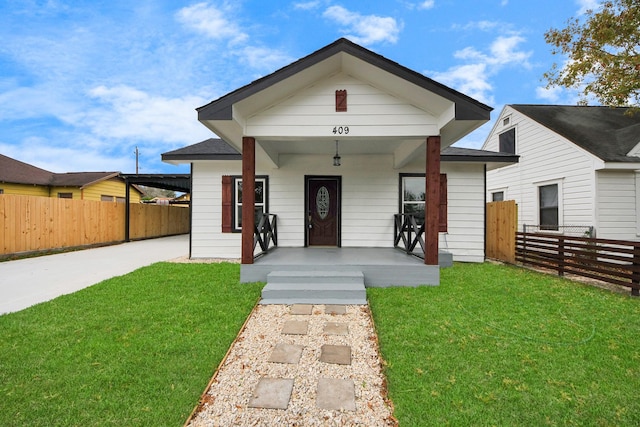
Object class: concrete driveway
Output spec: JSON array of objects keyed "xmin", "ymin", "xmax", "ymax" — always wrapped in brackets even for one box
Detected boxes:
[{"xmin": 0, "ymin": 234, "xmax": 189, "ymax": 315}]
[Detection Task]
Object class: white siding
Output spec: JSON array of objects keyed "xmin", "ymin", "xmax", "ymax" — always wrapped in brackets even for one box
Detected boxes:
[
  {"xmin": 441, "ymin": 163, "xmax": 486, "ymax": 262},
  {"xmin": 484, "ymin": 106, "xmax": 598, "ymax": 232},
  {"xmin": 190, "ymin": 153, "xmax": 487, "ymax": 262},
  {"xmin": 246, "ymin": 74, "xmax": 439, "ymax": 138},
  {"xmin": 596, "ymin": 170, "xmax": 639, "ymax": 240}
]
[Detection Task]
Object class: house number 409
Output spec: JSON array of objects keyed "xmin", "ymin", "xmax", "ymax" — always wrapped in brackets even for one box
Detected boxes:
[{"xmin": 332, "ymin": 126, "xmax": 349, "ymax": 135}]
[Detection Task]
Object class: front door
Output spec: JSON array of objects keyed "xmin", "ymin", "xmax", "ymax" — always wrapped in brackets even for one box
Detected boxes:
[{"xmin": 306, "ymin": 177, "xmax": 340, "ymax": 246}]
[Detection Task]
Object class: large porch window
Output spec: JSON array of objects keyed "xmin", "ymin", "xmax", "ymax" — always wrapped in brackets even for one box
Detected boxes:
[
  {"xmin": 221, "ymin": 175, "xmax": 268, "ymax": 233},
  {"xmin": 399, "ymin": 174, "xmax": 447, "ymax": 232}
]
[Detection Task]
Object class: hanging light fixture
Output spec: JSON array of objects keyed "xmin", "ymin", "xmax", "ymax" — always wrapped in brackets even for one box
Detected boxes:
[{"xmin": 333, "ymin": 140, "xmax": 341, "ymax": 166}]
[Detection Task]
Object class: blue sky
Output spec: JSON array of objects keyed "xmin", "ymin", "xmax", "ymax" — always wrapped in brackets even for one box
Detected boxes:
[{"xmin": 0, "ymin": 0, "xmax": 600, "ymax": 174}]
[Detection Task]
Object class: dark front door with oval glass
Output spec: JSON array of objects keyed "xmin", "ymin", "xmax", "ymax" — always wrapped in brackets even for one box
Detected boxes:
[{"xmin": 307, "ymin": 177, "xmax": 340, "ymax": 246}]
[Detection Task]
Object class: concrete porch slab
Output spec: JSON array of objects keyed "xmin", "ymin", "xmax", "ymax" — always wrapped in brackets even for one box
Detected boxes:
[
  {"xmin": 319, "ymin": 344, "xmax": 351, "ymax": 365},
  {"xmin": 248, "ymin": 378, "xmax": 294, "ymax": 410},
  {"xmin": 316, "ymin": 378, "xmax": 356, "ymax": 411}
]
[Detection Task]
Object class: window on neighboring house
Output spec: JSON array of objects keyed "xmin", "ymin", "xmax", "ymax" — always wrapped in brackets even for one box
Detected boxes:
[
  {"xmin": 492, "ymin": 191, "xmax": 504, "ymax": 202},
  {"xmin": 399, "ymin": 174, "xmax": 447, "ymax": 232},
  {"xmin": 58, "ymin": 192, "xmax": 72, "ymax": 199},
  {"xmin": 221, "ymin": 176, "xmax": 268, "ymax": 233},
  {"xmin": 0, "ymin": 189, "xmax": 4, "ymax": 194},
  {"xmin": 116, "ymin": 197, "xmax": 126, "ymax": 203},
  {"xmin": 101, "ymin": 195, "xmax": 113, "ymax": 202},
  {"xmin": 539, "ymin": 184, "xmax": 559, "ymax": 230},
  {"xmin": 499, "ymin": 128, "xmax": 516, "ymax": 154}
]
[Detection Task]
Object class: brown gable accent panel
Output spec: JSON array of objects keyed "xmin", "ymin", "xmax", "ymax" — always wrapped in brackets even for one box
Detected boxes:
[
  {"xmin": 439, "ymin": 174, "xmax": 447, "ymax": 233},
  {"xmin": 335, "ymin": 89, "xmax": 347, "ymax": 112},
  {"xmin": 221, "ymin": 175, "xmax": 233, "ymax": 233}
]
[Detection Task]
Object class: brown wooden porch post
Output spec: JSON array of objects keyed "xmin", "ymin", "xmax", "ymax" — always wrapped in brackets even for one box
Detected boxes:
[
  {"xmin": 241, "ymin": 137, "xmax": 256, "ymax": 264},
  {"xmin": 425, "ymin": 136, "xmax": 441, "ymax": 265}
]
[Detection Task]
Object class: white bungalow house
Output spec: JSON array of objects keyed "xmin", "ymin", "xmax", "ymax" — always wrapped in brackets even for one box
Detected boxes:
[
  {"xmin": 163, "ymin": 39, "xmax": 517, "ymax": 301},
  {"xmin": 483, "ymin": 104, "xmax": 640, "ymax": 241}
]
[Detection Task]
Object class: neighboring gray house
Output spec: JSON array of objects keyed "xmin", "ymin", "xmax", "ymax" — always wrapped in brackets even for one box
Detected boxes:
[
  {"xmin": 483, "ymin": 104, "xmax": 640, "ymax": 240},
  {"xmin": 162, "ymin": 38, "xmax": 517, "ymax": 290}
]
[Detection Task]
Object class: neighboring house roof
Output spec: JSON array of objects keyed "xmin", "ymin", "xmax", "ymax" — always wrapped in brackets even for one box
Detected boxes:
[
  {"xmin": 50, "ymin": 172, "xmax": 121, "ymax": 188},
  {"xmin": 510, "ymin": 105, "xmax": 640, "ymax": 163},
  {"xmin": 0, "ymin": 153, "xmax": 54, "ymax": 185},
  {"xmin": 0, "ymin": 153, "xmax": 140, "ymax": 191},
  {"xmin": 162, "ymin": 138, "xmax": 518, "ymax": 169}
]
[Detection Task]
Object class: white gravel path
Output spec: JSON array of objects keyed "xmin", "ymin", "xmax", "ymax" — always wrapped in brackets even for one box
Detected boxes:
[{"xmin": 186, "ymin": 304, "xmax": 397, "ymax": 426}]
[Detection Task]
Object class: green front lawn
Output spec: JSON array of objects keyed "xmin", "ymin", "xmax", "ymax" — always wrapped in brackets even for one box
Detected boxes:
[
  {"xmin": 369, "ymin": 262, "xmax": 640, "ymax": 426},
  {"xmin": 1, "ymin": 262, "xmax": 638, "ymax": 426},
  {"xmin": 0, "ymin": 263, "xmax": 262, "ymax": 426}
]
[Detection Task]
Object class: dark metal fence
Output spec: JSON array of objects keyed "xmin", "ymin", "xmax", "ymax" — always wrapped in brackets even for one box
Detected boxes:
[
  {"xmin": 516, "ymin": 232, "xmax": 640, "ymax": 296},
  {"xmin": 394, "ymin": 213, "xmax": 425, "ymax": 259},
  {"xmin": 254, "ymin": 213, "xmax": 277, "ymax": 258}
]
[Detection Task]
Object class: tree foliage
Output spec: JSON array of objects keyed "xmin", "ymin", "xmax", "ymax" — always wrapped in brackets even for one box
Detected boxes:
[{"xmin": 544, "ymin": 0, "xmax": 640, "ymax": 108}]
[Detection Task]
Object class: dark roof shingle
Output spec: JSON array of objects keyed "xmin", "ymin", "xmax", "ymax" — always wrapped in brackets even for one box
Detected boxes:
[{"xmin": 510, "ymin": 105, "xmax": 640, "ymax": 163}]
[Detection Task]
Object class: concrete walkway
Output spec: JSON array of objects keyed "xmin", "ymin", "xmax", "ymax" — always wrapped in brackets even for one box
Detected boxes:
[{"xmin": 0, "ymin": 234, "xmax": 189, "ymax": 315}]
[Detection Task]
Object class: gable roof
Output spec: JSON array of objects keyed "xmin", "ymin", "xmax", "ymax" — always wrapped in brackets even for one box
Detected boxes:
[
  {"xmin": 198, "ymin": 38, "xmax": 491, "ymax": 122},
  {"xmin": 510, "ymin": 105, "xmax": 640, "ymax": 163},
  {"xmin": 197, "ymin": 38, "xmax": 492, "ymax": 150},
  {"xmin": 0, "ymin": 153, "xmax": 126, "ymax": 188},
  {"xmin": 0, "ymin": 153, "xmax": 53, "ymax": 185}
]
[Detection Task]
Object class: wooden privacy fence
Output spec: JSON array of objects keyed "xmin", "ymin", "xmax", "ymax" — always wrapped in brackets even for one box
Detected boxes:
[
  {"xmin": 0, "ymin": 194, "xmax": 189, "ymax": 256},
  {"xmin": 516, "ymin": 232, "xmax": 640, "ymax": 296},
  {"xmin": 486, "ymin": 200, "xmax": 517, "ymax": 263}
]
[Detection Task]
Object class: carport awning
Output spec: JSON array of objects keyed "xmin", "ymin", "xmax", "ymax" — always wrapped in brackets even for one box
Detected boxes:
[{"xmin": 121, "ymin": 174, "xmax": 190, "ymax": 193}]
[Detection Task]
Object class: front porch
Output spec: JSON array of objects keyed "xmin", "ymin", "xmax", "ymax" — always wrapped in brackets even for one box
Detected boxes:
[{"xmin": 241, "ymin": 247, "xmax": 453, "ymax": 287}]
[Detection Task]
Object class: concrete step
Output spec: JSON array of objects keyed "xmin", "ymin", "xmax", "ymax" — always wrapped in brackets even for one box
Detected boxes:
[{"xmin": 260, "ymin": 270, "xmax": 367, "ymax": 305}]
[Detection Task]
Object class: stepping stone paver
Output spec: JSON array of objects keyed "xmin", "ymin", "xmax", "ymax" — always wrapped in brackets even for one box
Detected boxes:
[
  {"xmin": 290, "ymin": 304, "xmax": 313, "ymax": 315},
  {"xmin": 282, "ymin": 320, "xmax": 308, "ymax": 335},
  {"xmin": 325, "ymin": 304, "xmax": 347, "ymax": 315},
  {"xmin": 316, "ymin": 378, "xmax": 356, "ymax": 411},
  {"xmin": 319, "ymin": 344, "xmax": 351, "ymax": 365},
  {"xmin": 324, "ymin": 322, "xmax": 349, "ymax": 335},
  {"xmin": 248, "ymin": 378, "xmax": 294, "ymax": 410},
  {"xmin": 268, "ymin": 343, "xmax": 304, "ymax": 364}
]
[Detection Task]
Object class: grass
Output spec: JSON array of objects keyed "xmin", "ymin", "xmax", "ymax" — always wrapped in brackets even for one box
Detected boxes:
[
  {"xmin": 2, "ymin": 262, "xmax": 639, "ymax": 426},
  {"xmin": 0, "ymin": 262, "xmax": 262, "ymax": 427},
  {"xmin": 368, "ymin": 262, "xmax": 640, "ymax": 426}
]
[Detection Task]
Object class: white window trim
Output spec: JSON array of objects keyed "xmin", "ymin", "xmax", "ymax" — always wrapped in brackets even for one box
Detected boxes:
[
  {"xmin": 489, "ymin": 187, "xmax": 508, "ymax": 202},
  {"xmin": 535, "ymin": 178, "xmax": 564, "ymax": 231},
  {"xmin": 233, "ymin": 176, "xmax": 268, "ymax": 232}
]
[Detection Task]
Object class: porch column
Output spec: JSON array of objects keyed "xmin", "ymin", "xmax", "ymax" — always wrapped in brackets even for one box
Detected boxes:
[
  {"xmin": 241, "ymin": 136, "xmax": 256, "ymax": 264},
  {"xmin": 425, "ymin": 136, "xmax": 441, "ymax": 265}
]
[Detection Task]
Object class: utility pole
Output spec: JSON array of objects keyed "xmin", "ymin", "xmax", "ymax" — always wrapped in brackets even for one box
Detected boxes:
[{"xmin": 135, "ymin": 146, "xmax": 139, "ymax": 174}]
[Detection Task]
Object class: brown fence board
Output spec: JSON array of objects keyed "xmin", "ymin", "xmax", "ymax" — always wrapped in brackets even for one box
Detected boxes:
[
  {"xmin": 0, "ymin": 195, "xmax": 189, "ymax": 256},
  {"xmin": 516, "ymin": 231, "xmax": 640, "ymax": 296},
  {"xmin": 486, "ymin": 200, "xmax": 517, "ymax": 263}
]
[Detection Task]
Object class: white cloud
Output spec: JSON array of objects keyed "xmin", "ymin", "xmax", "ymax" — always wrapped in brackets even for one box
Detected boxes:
[
  {"xmin": 83, "ymin": 85, "xmax": 211, "ymax": 145},
  {"xmin": 293, "ymin": 1, "xmax": 321, "ymax": 10},
  {"xmin": 176, "ymin": 2, "xmax": 248, "ymax": 44},
  {"xmin": 322, "ymin": 5, "xmax": 401, "ymax": 45},
  {"xmin": 429, "ymin": 34, "xmax": 532, "ymax": 105},
  {"xmin": 418, "ymin": 1, "xmax": 435, "ymax": 9},
  {"xmin": 239, "ymin": 46, "xmax": 294, "ymax": 72},
  {"xmin": 576, "ymin": 0, "xmax": 600, "ymax": 14},
  {"xmin": 535, "ymin": 85, "xmax": 563, "ymax": 102}
]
